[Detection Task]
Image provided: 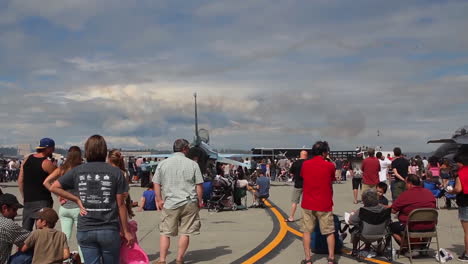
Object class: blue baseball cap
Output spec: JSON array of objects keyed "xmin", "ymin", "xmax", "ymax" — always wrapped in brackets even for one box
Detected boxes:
[{"xmin": 36, "ymin": 138, "xmax": 55, "ymax": 149}]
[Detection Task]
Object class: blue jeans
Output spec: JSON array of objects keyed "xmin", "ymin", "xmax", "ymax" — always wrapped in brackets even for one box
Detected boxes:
[
  {"xmin": 77, "ymin": 229, "xmax": 121, "ymax": 264},
  {"xmin": 8, "ymin": 251, "xmax": 32, "ymax": 264}
]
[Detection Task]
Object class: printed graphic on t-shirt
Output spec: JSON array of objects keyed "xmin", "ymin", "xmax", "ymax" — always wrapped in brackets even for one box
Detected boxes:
[{"xmin": 78, "ymin": 173, "xmax": 114, "ymax": 211}]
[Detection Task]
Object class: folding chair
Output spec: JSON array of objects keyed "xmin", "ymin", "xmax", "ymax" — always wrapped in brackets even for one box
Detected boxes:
[
  {"xmin": 352, "ymin": 207, "xmax": 393, "ymax": 261},
  {"xmin": 398, "ymin": 208, "xmax": 440, "ymax": 263}
]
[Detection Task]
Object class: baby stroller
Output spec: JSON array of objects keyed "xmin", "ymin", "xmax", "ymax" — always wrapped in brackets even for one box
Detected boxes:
[{"xmin": 207, "ymin": 176, "xmax": 238, "ymax": 212}]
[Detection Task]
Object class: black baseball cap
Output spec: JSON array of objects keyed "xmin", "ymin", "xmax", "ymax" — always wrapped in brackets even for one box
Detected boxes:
[{"xmin": 0, "ymin": 193, "xmax": 24, "ymax": 209}]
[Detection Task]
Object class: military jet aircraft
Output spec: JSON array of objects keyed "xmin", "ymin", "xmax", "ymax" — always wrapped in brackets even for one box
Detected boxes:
[
  {"xmin": 427, "ymin": 126, "xmax": 468, "ymax": 160},
  {"xmin": 142, "ymin": 93, "xmax": 261, "ymax": 172}
]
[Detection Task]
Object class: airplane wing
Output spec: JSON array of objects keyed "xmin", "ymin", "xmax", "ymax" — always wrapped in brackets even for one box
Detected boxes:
[
  {"xmin": 140, "ymin": 154, "xmax": 173, "ymax": 158},
  {"xmin": 216, "ymin": 157, "xmax": 249, "ymax": 168},
  {"xmin": 147, "ymin": 160, "xmax": 162, "ymax": 167},
  {"xmin": 218, "ymin": 153, "xmax": 264, "ymax": 158},
  {"xmin": 427, "ymin": 139, "xmax": 456, "ymax": 144},
  {"xmin": 427, "ymin": 138, "xmax": 468, "ymax": 144}
]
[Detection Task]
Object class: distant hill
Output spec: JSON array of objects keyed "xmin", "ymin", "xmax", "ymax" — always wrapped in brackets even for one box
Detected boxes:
[{"xmin": 0, "ymin": 147, "xmax": 17, "ymax": 157}]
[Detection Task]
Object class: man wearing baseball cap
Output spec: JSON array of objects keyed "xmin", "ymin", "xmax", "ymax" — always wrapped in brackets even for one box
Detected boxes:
[
  {"xmin": 0, "ymin": 193, "xmax": 30, "ymax": 264},
  {"xmin": 18, "ymin": 137, "xmax": 57, "ymax": 231}
]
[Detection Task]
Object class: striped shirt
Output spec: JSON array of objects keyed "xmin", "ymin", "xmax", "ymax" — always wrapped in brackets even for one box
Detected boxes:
[
  {"xmin": 153, "ymin": 152, "xmax": 204, "ymax": 209},
  {"xmin": 0, "ymin": 216, "xmax": 30, "ymax": 264}
]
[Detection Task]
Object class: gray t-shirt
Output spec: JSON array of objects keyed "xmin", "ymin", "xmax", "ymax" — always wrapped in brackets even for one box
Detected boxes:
[{"xmin": 59, "ymin": 162, "xmax": 128, "ymax": 231}]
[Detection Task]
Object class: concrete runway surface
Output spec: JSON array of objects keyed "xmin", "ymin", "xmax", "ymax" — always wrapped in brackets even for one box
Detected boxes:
[{"xmin": 2, "ymin": 179, "xmax": 464, "ymax": 264}]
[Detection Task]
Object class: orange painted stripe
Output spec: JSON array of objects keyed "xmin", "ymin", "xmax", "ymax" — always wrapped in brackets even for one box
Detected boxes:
[
  {"xmin": 241, "ymin": 199, "xmax": 288, "ymax": 264},
  {"xmin": 244, "ymin": 186, "xmax": 392, "ymax": 264}
]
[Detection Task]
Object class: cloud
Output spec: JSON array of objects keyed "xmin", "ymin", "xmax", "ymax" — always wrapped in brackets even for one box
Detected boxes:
[{"xmin": 1, "ymin": 1, "xmax": 468, "ymax": 152}]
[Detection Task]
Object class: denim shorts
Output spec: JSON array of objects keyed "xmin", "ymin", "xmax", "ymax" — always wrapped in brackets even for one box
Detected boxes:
[{"xmin": 459, "ymin": 206, "xmax": 468, "ymax": 221}]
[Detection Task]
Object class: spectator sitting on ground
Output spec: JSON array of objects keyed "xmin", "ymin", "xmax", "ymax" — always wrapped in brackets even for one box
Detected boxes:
[
  {"xmin": 21, "ymin": 208, "xmax": 70, "ymax": 263},
  {"xmin": 0, "ymin": 193, "xmax": 30, "ymax": 264},
  {"xmin": 251, "ymin": 172, "xmax": 270, "ymax": 208},
  {"xmin": 390, "ymin": 175, "xmax": 436, "ymax": 252},
  {"xmin": 348, "ymin": 189, "xmax": 387, "ymax": 254},
  {"xmin": 376, "ymin": 182, "xmax": 389, "ymax": 206},
  {"xmin": 138, "ymin": 183, "xmax": 157, "ymax": 211}
]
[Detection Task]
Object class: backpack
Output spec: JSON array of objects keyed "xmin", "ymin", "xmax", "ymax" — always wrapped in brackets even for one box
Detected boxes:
[{"xmin": 311, "ymin": 214, "xmax": 343, "ymax": 254}]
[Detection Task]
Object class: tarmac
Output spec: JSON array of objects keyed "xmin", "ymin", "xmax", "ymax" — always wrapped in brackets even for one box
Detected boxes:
[{"xmin": 1, "ymin": 179, "xmax": 465, "ymax": 264}]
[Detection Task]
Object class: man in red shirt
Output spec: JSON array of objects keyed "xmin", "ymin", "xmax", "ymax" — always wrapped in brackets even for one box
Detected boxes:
[
  {"xmin": 390, "ymin": 174, "xmax": 436, "ymax": 247},
  {"xmin": 361, "ymin": 148, "xmax": 380, "ymax": 192},
  {"xmin": 300, "ymin": 141, "xmax": 336, "ymax": 264}
]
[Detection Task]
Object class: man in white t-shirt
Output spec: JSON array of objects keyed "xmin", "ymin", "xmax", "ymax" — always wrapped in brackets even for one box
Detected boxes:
[
  {"xmin": 244, "ymin": 158, "xmax": 251, "ymax": 169},
  {"xmin": 377, "ymin": 152, "xmax": 391, "ymax": 183}
]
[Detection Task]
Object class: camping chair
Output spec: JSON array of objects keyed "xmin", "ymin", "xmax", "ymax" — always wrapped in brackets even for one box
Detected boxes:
[
  {"xmin": 423, "ymin": 180, "xmax": 443, "ymax": 209},
  {"xmin": 398, "ymin": 208, "xmax": 440, "ymax": 263},
  {"xmin": 352, "ymin": 207, "xmax": 393, "ymax": 261},
  {"xmin": 443, "ymin": 179, "xmax": 458, "ymax": 209}
]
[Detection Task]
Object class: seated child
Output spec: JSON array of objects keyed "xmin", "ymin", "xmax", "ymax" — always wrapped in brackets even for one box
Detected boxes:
[
  {"xmin": 376, "ymin": 182, "xmax": 389, "ymax": 206},
  {"xmin": 138, "ymin": 183, "xmax": 157, "ymax": 211},
  {"xmin": 251, "ymin": 173, "xmax": 270, "ymax": 208},
  {"xmin": 21, "ymin": 208, "xmax": 70, "ymax": 263}
]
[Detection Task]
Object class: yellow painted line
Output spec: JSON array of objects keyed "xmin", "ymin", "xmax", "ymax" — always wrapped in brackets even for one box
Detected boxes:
[
  {"xmin": 241, "ymin": 198, "xmax": 288, "ymax": 264},
  {"xmin": 287, "ymin": 226, "xmax": 303, "ymax": 237},
  {"xmin": 243, "ymin": 186, "xmax": 392, "ymax": 264}
]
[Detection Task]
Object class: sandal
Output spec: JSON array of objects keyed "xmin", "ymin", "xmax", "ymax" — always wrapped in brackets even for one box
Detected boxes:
[
  {"xmin": 175, "ymin": 261, "xmax": 184, "ymax": 264},
  {"xmin": 285, "ymin": 218, "xmax": 294, "ymax": 222},
  {"xmin": 153, "ymin": 260, "xmax": 166, "ymax": 264},
  {"xmin": 327, "ymin": 258, "xmax": 337, "ymax": 264},
  {"xmin": 301, "ymin": 259, "xmax": 312, "ymax": 264}
]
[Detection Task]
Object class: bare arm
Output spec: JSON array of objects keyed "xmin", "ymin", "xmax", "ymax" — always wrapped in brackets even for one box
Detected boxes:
[
  {"xmin": 196, "ymin": 183, "xmax": 203, "ymax": 208},
  {"xmin": 138, "ymin": 197, "xmax": 146, "ymax": 211},
  {"xmin": 50, "ymin": 181, "xmax": 87, "ymax": 215},
  {"xmin": 18, "ymin": 165, "xmax": 24, "ymax": 199},
  {"xmin": 63, "ymin": 248, "xmax": 70, "ymax": 260},
  {"xmin": 18, "ymin": 156, "xmax": 30, "ymax": 199},
  {"xmin": 117, "ymin": 193, "xmax": 134, "ymax": 246},
  {"xmin": 43, "ymin": 168, "xmax": 62, "ymax": 190},
  {"xmin": 154, "ymin": 183, "xmax": 163, "ymax": 210},
  {"xmin": 451, "ymin": 177, "xmax": 462, "ymax": 194},
  {"xmin": 392, "ymin": 168, "xmax": 405, "ymax": 181},
  {"xmin": 42, "ymin": 159, "xmax": 57, "ymax": 174},
  {"xmin": 20, "ymin": 244, "xmax": 29, "ymax": 252}
]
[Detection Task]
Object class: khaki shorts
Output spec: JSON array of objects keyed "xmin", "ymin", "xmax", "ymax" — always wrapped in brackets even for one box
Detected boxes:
[
  {"xmin": 301, "ymin": 209, "xmax": 335, "ymax": 235},
  {"xmin": 291, "ymin": 188, "xmax": 303, "ymax": 204},
  {"xmin": 335, "ymin": 170, "xmax": 341, "ymax": 179},
  {"xmin": 362, "ymin": 183, "xmax": 376, "ymax": 192},
  {"xmin": 160, "ymin": 202, "xmax": 201, "ymax": 236}
]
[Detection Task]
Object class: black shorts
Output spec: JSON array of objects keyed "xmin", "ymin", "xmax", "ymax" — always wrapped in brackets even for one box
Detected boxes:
[
  {"xmin": 390, "ymin": 222, "xmax": 405, "ymax": 234},
  {"xmin": 352, "ymin": 178, "xmax": 362, "ymax": 190}
]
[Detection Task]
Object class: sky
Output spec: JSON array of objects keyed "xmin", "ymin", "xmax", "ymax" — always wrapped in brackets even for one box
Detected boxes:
[{"xmin": 1, "ymin": 0, "xmax": 467, "ymax": 152}]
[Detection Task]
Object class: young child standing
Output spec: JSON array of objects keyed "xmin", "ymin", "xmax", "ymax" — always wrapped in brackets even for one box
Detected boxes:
[{"xmin": 21, "ymin": 208, "xmax": 70, "ymax": 263}]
